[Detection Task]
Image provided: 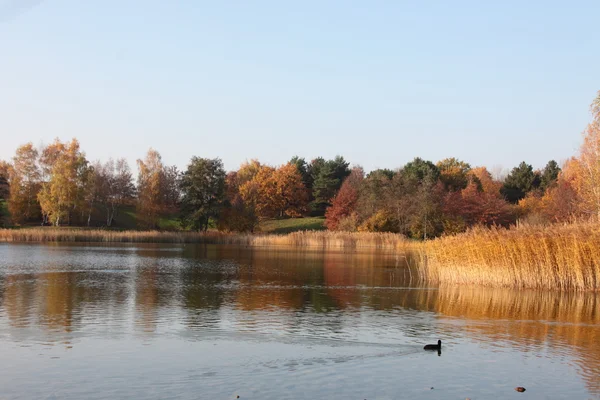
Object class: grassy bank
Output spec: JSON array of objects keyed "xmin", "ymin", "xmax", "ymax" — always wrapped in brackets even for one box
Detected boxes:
[
  {"xmin": 421, "ymin": 223, "xmax": 600, "ymax": 291},
  {"xmin": 259, "ymin": 217, "xmax": 326, "ymax": 234},
  {"xmin": 0, "ymin": 228, "xmax": 409, "ymax": 250}
]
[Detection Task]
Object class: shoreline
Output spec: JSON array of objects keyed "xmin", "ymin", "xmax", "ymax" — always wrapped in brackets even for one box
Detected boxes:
[
  {"xmin": 3, "ymin": 223, "xmax": 600, "ymax": 292},
  {"xmin": 0, "ymin": 228, "xmax": 410, "ymax": 249}
]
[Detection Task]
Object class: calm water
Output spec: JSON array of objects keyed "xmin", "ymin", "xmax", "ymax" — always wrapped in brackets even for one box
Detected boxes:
[{"xmin": 0, "ymin": 243, "xmax": 599, "ymax": 399}]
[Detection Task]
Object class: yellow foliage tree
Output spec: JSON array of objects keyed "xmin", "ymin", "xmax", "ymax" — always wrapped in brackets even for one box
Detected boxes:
[
  {"xmin": 37, "ymin": 139, "xmax": 90, "ymax": 226},
  {"xmin": 8, "ymin": 143, "xmax": 41, "ymax": 224},
  {"xmin": 136, "ymin": 149, "xmax": 166, "ymax": 228},
  {"xmin": 437, "ymin": 158, "xmax": 471, "ymax": 191}
]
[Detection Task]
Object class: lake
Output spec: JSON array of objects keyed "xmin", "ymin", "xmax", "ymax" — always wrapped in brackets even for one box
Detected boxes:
[{"xmin": 0, "ymin": 243, "xmax": 598, "ymax": 399}]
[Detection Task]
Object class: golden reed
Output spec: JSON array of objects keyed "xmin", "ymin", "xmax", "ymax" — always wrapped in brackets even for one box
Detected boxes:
[
  {"xmin": 4, "ymin": 222, "xmax": 600, "ymax": 290},
  {"xmin": 0, "ymin": 228, "xmax": 409, "ymax": 250},
  {"xmin": 420, "ymin": 222, "xmax": 600, "ymax": 291}
]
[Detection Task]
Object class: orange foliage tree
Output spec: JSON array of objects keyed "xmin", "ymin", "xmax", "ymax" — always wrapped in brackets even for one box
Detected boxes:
[
  {"xmin": 239, "ymin": 163, "xmax": 308, "ymax": 219},
  {"xmin": 219, "ymin": 171, "xmax": 259, "ymax": 232},
  {"xmin": 571, "ymin": 107, "xmax": 600, "ymax": 220},
  {"xmin": 540, "ymin": 166, "xmax": 579, "ymax": 222}
]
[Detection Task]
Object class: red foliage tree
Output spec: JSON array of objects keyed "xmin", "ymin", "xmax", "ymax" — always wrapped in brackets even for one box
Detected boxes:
[
  {"xmin": 443, "ymin": 180, "xmax": 515, "ymax": 229},
  {"xmin": 325, "ymin": 167, "xmax": 364, "ymax": 230}
]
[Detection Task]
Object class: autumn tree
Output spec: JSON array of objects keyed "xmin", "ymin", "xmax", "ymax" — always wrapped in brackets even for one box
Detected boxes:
[
  {"xmin": 409, "ymin": 174, "xmax": 444, "ymax": 239},
  {"xmin": 239, "ymin": 163, "xmax": 308, "ymax": 219},
  {"xmin": 96, "ymin": 158, "xmax": 136, "ymax": 227},
  {"xmin": 239, "ymin": 164, "xmax": 275, "ymax": 218},
  {"xmin": 162, "ymin": 165, "xmax": 181, "ymax": 211},
  {"xmin": 437, "ymin": 158, "xmax": 471, "ymax": 191},
  {"xmin": 397, "ymin": 158, "xmax": 443, "ymax": 238},
  {"xmin": 237, "ymin": 159, "xmax": 262, "ymax": 184},
  {"xmin": 540, "ymin": 160, "xmax": 579, "ymax": 222},
  {"xmin": 325, "ymin": 167, "xmax": 364, "ymax": 230},
  {"xmin": 469, "ymin": 167, "xmax": 500, "ymax": 194},
  {"xmin": 39, "ymin": 139, "xmax": 66, "ymax": 182},
  {"xmin": 219, "ymin": 171, "xmax": 259, "ymax": 232},
  {"xmin": 136, "ymin": 149, "xmax": 166, "ymax": 228},
  {"xmin": 180, "ymin": 157, "xmax": 226, "ymax": 231},
  {"xmin": 442, "ymin": 173, "xmax": 515, "ymax": 232},
  {"xmin": 219, "ymin": 160, "xmax": 263, "ymax": 231},
  {"xmin": 37, "ymin": 139, "xmax": 90, "ymax": 226},
  {"xmin": 353, "ymin": 160, "xmax": 444, "ymax": 238},
  {"xmin": 81, "ymin": 163, "xmax": 100, "ymax": 226},
  {"xmin": 562, "ymin": 93, "xmax": 600, "ymax": 220},
  {"xmin": 8, "ymin": 143, "xmax": 41, "ymax": 224},
  {"xmin": 592, "ymin": 90, "xmax": 600, "ymax": 120},
  {"xmin": 460, "ymin": 181, "xmax": 515, "ymax": 227},
  {"xmin": 356, "ymin": 169, "xmax": 395, "ymax": 229},
  {"xmin": 272, "ymin": 163, "xmax": 309, "ymax": 217},
  {"xmin": 572, "ymin": 119, "xmax": 600, "ymax": 218}
]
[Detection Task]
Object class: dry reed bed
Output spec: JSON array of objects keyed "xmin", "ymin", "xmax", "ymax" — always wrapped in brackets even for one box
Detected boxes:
[
  {"xmin": 421, "ymin": 223, "xmax": 600, "ymax": 291},
  {"xmin": 0, "ymin": 228, "xmax": 409, "ymax": 250}
]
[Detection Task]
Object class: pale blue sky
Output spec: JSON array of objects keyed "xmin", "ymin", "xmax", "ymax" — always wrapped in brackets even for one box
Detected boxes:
[{"xmin": 1, "ymin": 0, "xmax": 598, "ymax": 173}]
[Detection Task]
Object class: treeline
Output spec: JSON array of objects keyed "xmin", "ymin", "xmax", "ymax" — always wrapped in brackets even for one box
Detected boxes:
[
  {"xmin": 1, "ymin": 92, "xmax": 599, "ymax": 237},
  {"xmin": 324, "ymin": 158, "xmax": 561, "ymax": 238},
  {"xmin": 0, "ymin": 142, "xmax": 351, "ymax": 231},
  {"xmin": 325, "ymin": 92, "xmax": 600, "ymax": 237},
  {"xmin": 0, "ymin": 142, "xmax": 559, "ymax": 236}
]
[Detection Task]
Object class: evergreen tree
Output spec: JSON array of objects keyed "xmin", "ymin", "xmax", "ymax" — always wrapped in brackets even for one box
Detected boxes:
[
  {"xmin": 180, "ymin": 157, "xmax": 226, "ymax": 231},
  {"xmin": 501, "ymin": 161, "xmax": 540, "ymax": 203},
  {"xmin": 540, "ymin": 160, "xmax": 561, "ymax": 192},
  {"xmin": 402, "ymin": 158, "xmax": 440, "ymax": 184},
  {"xmin": 310, "ymin": 156, "xmax": 350, "ymax": 215},
  {"xmin": 289, "ymin": 156, "xmax": 312, "ymax": 189}
]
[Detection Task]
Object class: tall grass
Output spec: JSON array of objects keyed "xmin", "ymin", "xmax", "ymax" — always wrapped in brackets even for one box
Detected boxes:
[
  {"xmin": 0, "ymin": 228, "xmax": 409, "ymax": 250},
  {"xmin": 5, "ymin": 223, "xmax": 600, "ymax": 290},
  {"xmin": 420, "ymin": 222, "xmax": 600, "ymax": 291}
]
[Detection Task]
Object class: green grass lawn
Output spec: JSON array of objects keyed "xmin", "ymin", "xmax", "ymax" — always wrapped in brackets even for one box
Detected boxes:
[
  {"xmin": 1, "ymin": 201, "xmax": 325, "ymax": 234},
  {"xmin": 87, "ymin": 205, "xmax": 181, "ymax": 230},
  {"xmin": 259, "ymin": 217, "xmax": 326, "ymax": 234}
]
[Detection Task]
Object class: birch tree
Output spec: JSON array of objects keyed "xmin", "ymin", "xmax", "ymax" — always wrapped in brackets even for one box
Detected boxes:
[
  {"xmin": 136, "ymin": 149, "xmax": 165, "ymax": 228},
  {"xmin": 37, "ymin": 139, "xmax": 89, "ymax": 226},
  {"xmin": 8, "ymin": 143, "xmax": 41, "ymax": 224}
]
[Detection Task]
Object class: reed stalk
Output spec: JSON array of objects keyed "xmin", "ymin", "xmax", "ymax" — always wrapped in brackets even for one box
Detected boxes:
[
  {"xmin": 421, "ymin": 222, "xmax": 600, "ymax": 291},
  {"xmin": 0, "ymin": 228, "xmax": 410, "ymax": 250}
]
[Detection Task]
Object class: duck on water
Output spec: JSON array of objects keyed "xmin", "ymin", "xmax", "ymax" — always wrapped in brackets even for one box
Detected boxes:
[{"xmin": 424, "ymin": 340, "xmax": 441, "ymax": 350}]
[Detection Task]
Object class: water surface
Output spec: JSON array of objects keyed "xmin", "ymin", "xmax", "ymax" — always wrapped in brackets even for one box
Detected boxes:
[{"xmin": 0, "ymin": 243, "xmax": 598, "ymax": 399}]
